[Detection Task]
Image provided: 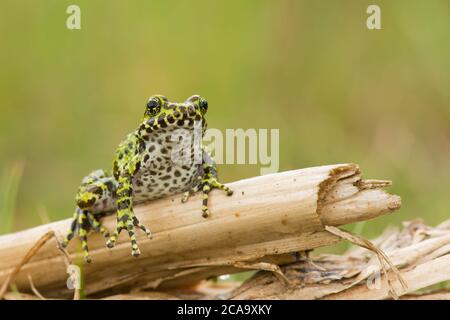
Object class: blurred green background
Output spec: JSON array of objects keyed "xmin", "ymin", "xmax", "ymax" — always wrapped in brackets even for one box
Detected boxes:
[{"xmin": 0, "ymin": 0, "xmax": 449, "ymax": 245}]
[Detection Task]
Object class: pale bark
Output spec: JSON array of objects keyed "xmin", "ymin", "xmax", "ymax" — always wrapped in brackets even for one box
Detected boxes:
[
  {"xmin": 0, "ymin": 163, "xmax": 401, "ymax": 298},
  {"xmin": 229, "ymin": 220, "xmax": 450, "ymax": 300}
]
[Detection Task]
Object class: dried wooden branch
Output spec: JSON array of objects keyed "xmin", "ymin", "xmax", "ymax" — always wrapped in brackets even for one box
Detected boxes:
[
  {"xmin": 227, "ymin": 219, "xmax": 450, "ymax": 300},
  {"xmin": 0, "ymin": 230, "xmax": 54, "ymax": 299},
  {"xmin": 0, "ymin": 163, "xmax": 400, "ymax": 298}
]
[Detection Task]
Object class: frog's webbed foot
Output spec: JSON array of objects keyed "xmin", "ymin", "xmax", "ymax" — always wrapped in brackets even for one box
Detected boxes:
[
  {"xmin": 200, "ymin": 177, "xmax": 233, "ymax": 218},
  {"xmin": 182, "ymin": 175, "xmax": 233, "ymax": 218},
  {"xmin": 106, "ymin": 210, "xmax": 152, "ymax": 257},
  {"xmin": 62, "ymin": 208, "xmax": 110, "ymax": 263},
  {"xmin": 181, "ymin": 176, "xmax": 202, "ymax": 203}
]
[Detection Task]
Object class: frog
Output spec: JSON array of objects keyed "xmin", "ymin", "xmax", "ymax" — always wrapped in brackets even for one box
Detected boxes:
[{"xmin": 61, "ymin": 95, "xmax": 233, "ymax": 263}]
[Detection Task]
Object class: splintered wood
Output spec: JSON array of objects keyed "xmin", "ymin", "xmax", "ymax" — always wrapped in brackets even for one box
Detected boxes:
[
  {"xmin": 226, "ymin": 219, "xmax": 450, "ymax": 300},
  {"xmin": 0, "ymin": 164, "xmax": 402, "ymax": 299}
]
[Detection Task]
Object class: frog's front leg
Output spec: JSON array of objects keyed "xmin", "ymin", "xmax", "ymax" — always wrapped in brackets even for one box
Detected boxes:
[
  {"xmin": 200, "ymin": 162, "xmax": 233, "ymax": 218},
  {"xmin": 106, "ymin": 173, "xmax": 152, "ymax": 257},
  {"xmin": 183, "ymin": 148, "xmax": 233, "ymax": 218}
]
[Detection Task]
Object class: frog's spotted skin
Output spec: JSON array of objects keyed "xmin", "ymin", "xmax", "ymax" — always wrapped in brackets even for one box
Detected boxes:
[{"xmin": 62, "ymin": 95, "xmax": 233, "ymax": 262}]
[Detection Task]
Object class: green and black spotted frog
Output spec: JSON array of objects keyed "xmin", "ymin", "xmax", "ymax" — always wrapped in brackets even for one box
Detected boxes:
[{"xmin": 62, "ymin": 95, "xmax": 233, "ymax": 262}]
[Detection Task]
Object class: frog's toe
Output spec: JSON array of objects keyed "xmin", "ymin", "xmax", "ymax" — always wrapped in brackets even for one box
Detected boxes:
[
  {"xmin": 126, "ymin": 222, "xmax": 143, "ymax": 257},
  {"xmin": 106, "ymin": 240, "xmax": 115, "ymax": 248},
  {"xmin": 132, "ymin": 247, "xmax": 141, "ymax": 257},
  {"xmin": 62, "ymin": 235, "xmax": 73, "ymax": 248},
  {"xmin": 181, "ymin": 186, "xmax": 200, "ymax": 203},
  {"xmin": 62, "ymin": 228, "xmax": 76, "ymax": 248},
  {"xmin": 86, "ymin": 212, "xmax": 110, "ymax": 238},
  {"xmin": 99, "ymin": 225, "xmax": 110, "ymax": 238},
  {"xmin": 213, "ymin": 181, "xmax": 233, "ymax": 196},
  {"xmin": 202, "ymin": 206, "xmax": 210, "ymax": 218},
  {"xmin": 62, "ymin": 212, "xmax": 79, "ymax": 248},
  {"xmin": 181, "ymin": 191, "xmax": 190, "ymax": 203},
  {"xmin": 200, "ymin": 187, "xmax": 211, "ymax": 218},
  {"xmin": 129, "ymin": 232, "xmax": 141, "ymax": 257},
  {"xmin": 107, "ymin": 211, "xmax": 152, "ymax": 256},
  {"xmin": 132, "ymin": 217, "xmax": 152, "ymax": 239},
  {"xmin": 84, "ymin": 253, "xmax": 92, "ymax": 263},
  {"xmin": 106, "ymin": 228, "xmax": 122, "ymax": 248}
]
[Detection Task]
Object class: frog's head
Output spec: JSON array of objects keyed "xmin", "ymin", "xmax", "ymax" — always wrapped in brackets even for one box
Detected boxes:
[{"xmin": 138, "ymin": 94, "xmax": 208, "ymax": 136}]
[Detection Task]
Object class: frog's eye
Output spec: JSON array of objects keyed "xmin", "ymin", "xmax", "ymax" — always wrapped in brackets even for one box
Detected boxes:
[
  {"xmin": 199, "ymin": 97, "xmax": 208, "ymax": 114},
  {"xmin": 146, "ymin": 98, "xmax": 161, "ymax": 116}
]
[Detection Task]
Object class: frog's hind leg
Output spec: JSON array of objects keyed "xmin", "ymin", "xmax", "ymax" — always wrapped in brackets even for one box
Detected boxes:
[
  {"xmin": 62, "ymin": 210, "xmax": 79, "ymax": 246},
  {"xmin": 62, "ymin": 207, "xmax": 110, "ymax": 263},
  {"xmin": 77, "ymin": 210, "xmax": 111, "ymax": 262},
  {"xmin": 86, "ymin": 211, "xmax": 110, "ymax": 238},
  {"xmin": 62, "ymin": 169, "xmax": 116, "ymax": 263},
  {"xmin": 62, "ymin": 207, "xmax": 91, "ymax": 262},
  {"xmin": 76, "ymin": 208, "xmax": 91, "ymax": 262}
]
